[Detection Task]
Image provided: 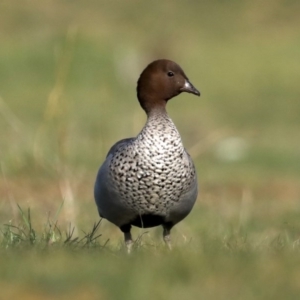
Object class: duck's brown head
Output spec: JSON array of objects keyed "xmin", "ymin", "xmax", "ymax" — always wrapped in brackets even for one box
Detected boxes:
[{"xmin": 137, "ymin": 59, "xmax": 200, "ymax": 114}]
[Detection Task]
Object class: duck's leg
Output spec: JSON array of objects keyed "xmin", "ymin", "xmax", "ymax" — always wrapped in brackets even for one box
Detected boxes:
[
  {"xmin": 162, "ymin": 223, "xmax": 173, "ymax": 250},
  {"xmin": 120, "ymin": 224, "xmax": 133, "ymax": 254}
]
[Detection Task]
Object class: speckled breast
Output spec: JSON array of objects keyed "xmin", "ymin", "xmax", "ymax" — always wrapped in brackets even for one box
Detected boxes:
[{"xmin": 108, "ymin": 117, "xmax": 196, "ymax": 215}]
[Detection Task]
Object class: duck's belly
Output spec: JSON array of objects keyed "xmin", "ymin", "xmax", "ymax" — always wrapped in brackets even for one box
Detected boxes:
[{"xmin": 109, "ymin": 149, "xmax": 196, "ymax": 216}]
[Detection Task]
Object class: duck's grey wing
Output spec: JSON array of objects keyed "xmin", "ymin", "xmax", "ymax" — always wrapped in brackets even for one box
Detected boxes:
[
  {"xmin": 94, "ymin": 137, "xmax": 136, "ymax": 226},
  {"xmin": 106, "ymin": 138, "xmax": 135, "ymax": 158}
]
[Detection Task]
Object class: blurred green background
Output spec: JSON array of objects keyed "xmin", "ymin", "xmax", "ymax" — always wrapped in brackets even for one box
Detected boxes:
[{"xmin": 0, "ymin": 0, "xmax": 300, "ymax": 299}]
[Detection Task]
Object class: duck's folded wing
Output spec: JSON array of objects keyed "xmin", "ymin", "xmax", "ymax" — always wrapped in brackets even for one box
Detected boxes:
[{"xmin": 106, "ymin": 138, "xmax": 135, "ymax": 158}]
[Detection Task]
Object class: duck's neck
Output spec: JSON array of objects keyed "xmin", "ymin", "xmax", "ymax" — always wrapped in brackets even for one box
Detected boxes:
[
  {"xmin": 144, "ymin": 106, "xmax": 175, "ymax": 130},
  {"xmin": 146, "ymin": 106, "xmax": 168, "ymax": 120},
  {"xmin": 136, "ymin": 106, "xmax": 183, "ymax": 150}
]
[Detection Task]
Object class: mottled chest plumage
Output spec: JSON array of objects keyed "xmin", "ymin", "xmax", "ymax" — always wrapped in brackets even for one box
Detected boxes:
[{"xmin": 108, "ymin": 114, "xmax": 196, "ymax": 215}]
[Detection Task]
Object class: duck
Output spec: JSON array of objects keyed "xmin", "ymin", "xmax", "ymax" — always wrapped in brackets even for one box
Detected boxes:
[{"xmin": 94, "ymin": 59, "xmax": 200, "ymax": 251}]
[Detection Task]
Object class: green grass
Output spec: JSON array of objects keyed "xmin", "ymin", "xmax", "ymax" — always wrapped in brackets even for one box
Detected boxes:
[
  {"xmin": 1, "ymin": 0, "xmax": 300, "ymax": 299},
  {"xmin": 2, "ymin": 203, "xmax": 300, "ymax": 299}
]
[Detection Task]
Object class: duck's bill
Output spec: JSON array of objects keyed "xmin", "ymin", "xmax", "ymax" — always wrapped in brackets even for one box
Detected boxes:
[{"xmin": 180, "ymin": 79, "xmax": 200, "ymax": 96}]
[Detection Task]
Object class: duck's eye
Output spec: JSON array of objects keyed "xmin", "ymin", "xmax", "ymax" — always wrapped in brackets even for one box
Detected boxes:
[{"xmin": 167, "ymin": 71, "xmax": 174, "ymax": 77}]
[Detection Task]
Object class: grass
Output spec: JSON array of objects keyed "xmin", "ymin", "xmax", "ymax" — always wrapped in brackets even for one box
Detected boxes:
[
  {"xmin": 1, "ymin": 0, "xmax": 300, "ymax": 299},
  {"xmin": 1, "ymin": 204, "xmax": 105, "ymax": 249},
  {"xmin": 2, "ymin": 203, "xmax": 300, "ymax": 299}
]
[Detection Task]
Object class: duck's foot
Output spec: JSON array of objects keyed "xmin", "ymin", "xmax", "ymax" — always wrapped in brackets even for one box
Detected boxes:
[
  {"xmin": 121, "ymin": 224, "xmax": 133, "ymax": 254},
  {"xmin": 163, "ymin": 224, "xmax": 173, "ymax": 250},
  {"xmin": 124, "ymin": 232, "xmax": 133, "ymax": 254}
]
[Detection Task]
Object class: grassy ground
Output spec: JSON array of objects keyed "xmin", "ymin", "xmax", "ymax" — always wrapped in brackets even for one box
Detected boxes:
[{"xmin": 1, "ymin": 0, "xmax": 300, "ymax": 299}]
